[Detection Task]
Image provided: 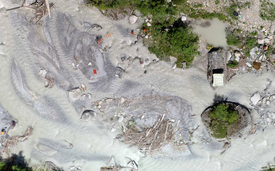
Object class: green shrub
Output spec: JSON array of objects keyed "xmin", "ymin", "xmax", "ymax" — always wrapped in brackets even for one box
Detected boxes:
[
  {"xmin": 249, "ymin": 31, "xmax": 258, "ymax": 36},
  {"xmin": 260, "ymin": 0, "xmax": 275, "ymax": 21},
  {"xmin": 224, "ymin": 3, "xmax": 238, "ymax": 20},
  {"xmin": 210, "ymin": 103, "xmax": 240, "ymax": 138},
  {"xmin": 226, "ymin": 34, "xmax": 240, "ymax": 46},
  {"xmin": 245, "ymin": 37, "xmax": 257, "ymax": 56},
  {"xmin": 227, "ymin": 60, "xmax": 238, "ymax": 68}
]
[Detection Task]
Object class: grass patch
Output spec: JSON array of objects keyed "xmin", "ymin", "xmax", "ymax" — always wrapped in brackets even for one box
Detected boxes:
[
  {"xmin": 249, "ymin": 31, "xmax": 258, "ymax": 36},
  {"xmin": 260, "ymin": 0, "xmax": 275, "ymax": 21},
  {"xmin": 226, "ymin": 34, "xmax": 240, "ymax": 46},
  {"xmin": 227, "ymin": 60, "xmax": 238, "ymax": 68},
  {"xmin": 245, "ymin": 37, "xmax": 257, "ymax": 57}
]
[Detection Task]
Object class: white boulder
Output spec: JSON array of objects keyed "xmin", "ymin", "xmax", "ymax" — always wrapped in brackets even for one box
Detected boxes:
[
  {"xmin": 181, "ymin": 16, "xmax": 187, "ymax": 21},
  {"xmin": 68, "ymin": 88, "xmax": 82, "ymax": 102},
  {"xmin": 251, "ymin": 92, "xmax": 261, "ymax": 105},
  {"xmin": 258, "ymin": 39, "xmax": 264, "ymax": 45},
  {"xmin": 129, "ymin": 15, "xmax": 138, "ymax": 24}
]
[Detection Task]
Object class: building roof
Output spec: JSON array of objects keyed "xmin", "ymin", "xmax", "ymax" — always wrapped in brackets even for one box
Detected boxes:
[{"xmin": 213, "ymin": 74, "xmax": 224, "ymax": 87}]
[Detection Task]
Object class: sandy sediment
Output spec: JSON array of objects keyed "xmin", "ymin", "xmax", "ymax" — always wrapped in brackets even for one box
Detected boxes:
[{"xmin": 0, "ymin": 0, "xmax": 275, "ymax": 171}]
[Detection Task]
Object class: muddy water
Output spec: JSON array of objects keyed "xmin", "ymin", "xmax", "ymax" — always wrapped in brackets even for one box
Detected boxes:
[{"xmin": 192, "ymin": 18, "xmax": 228, "ymax": 47}]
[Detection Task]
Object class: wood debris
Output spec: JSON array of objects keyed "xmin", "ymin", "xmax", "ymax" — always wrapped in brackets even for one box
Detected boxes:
[
  {"xmin": 31, "ymin": 0, "xmax": 54, "ymax": 24},
  {"xmin": 1, "ymin": 126, "xmax": 33, "ymax": 156},
  {"xmin": 123, "ymin": 116, "xmax": 173, "ymax": 154},
  {"xmin": 45, "ymin": 75, "xmax": 54, "ymax": 88}
]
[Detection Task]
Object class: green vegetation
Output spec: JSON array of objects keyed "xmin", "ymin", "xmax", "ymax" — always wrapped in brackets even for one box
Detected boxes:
[
  {"xmin": 87, "ymin": 0, "xmax": 259, "ymax": 66},
  {"xmin": 209, "ymin": 103, "xmax": 240, "ymax": 138},
  {"xmin": 265, "ymin": 46, "xmax": 274, "ymax": 59},
  {"xmin": 260, "ymin": 0, "xmax": 275, "ymax": 21},
  {"xmin": 245, "ymin": 37, "xmax": 257, "ymax": 56},
  {"xmin": 224, "ymin": 3, "xmax": 238, "ymax": 20},
  {"xmin": 249, "ymin": 31, "xmax": 258, "ymax": 36},
  {"xmin": 0, "ymin": 161, "xmax": 32, "ymax": 171},
  {"xmin": 226, "ymin": 34, "xmax": 240, "ymax": 46},
  {"xmin": 227, "ymin": 60, "xmax": 238, "ymax": 68},
  {"xmin": 88, "ymin": 0, "xmax": 200, "ymax": 67},
  {"xmin": 0, "ymin": 152, "xmax": 62, "ymax": 171}
]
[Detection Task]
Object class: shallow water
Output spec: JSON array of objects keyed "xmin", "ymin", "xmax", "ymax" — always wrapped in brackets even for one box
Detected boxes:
[{"xmin": 192, "ymin": 18, "xmax": 228, "ymax": 47}]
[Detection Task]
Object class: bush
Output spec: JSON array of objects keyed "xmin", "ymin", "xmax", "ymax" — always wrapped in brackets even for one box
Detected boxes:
[
  {"xmin": 249, "ymin": 31, "xmax": 258, "ymax": 36},
  {"xmin": 224, "ymin": 3, "xmax": 238, "ymax": 20},
  {"xmin": 260, "ymin": 0, "xmax": 275, "ymax": 21},
  {"xmin": 245, "ymin": 37, "xmax": 257, "ymax": 56},
  {"xmin": 210, "ymin": 103, "xmax": 240, "ymax": 138},
  {"xmin": 227, "ymin": 60, "xmax": 238, "ymax": 68},
  {"xmin": 226, "ymin": 34, "xmax": 240, "ymax": 46}
]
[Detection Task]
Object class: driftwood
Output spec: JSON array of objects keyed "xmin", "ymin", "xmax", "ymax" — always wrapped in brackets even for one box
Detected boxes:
[
  {"xmin": 100, "ymin": 156, "xmax": 137, "ymax": 171},
  {"xmin": 123, "ymin": 116, "xmax": 174, "ymax": 154},
  {"xmin": 30, "ymin": 0, "xmax": 54, "ymax": 24},
  {"xmin": 6, "ymin": 0, "xmax": 54, "ymax": 24},
  {"xmin": 1, "ymin": 126, "xmax": 33, "ymax": 156}
]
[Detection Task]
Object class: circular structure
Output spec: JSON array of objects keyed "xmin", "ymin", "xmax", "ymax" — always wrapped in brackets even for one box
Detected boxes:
[{"xmin": 201, "ymin": 102, "xmax": 251, "ymax": 139}]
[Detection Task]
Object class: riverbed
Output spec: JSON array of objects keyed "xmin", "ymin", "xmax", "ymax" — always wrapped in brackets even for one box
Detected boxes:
[{"xmin": 0, "ymin": 0, "xmax": 275, "ymax": 171}]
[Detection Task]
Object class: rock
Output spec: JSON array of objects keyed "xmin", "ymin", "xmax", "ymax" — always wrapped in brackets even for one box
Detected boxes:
[
  {"xmin": 118, "ymin": 116, "xmax": 124, "ymax": 122},
  {"xmin": 45, "ymin": 161, "xmax": 59, "ymax": 171},
  {"xmin": 258, "ymin": 39, "xmax": 264, "ymax": 45},
  {"xmin": 250, "ymin": 47, "xmax": 259, "ymax": 59},
  {"xmin": 129, "ymin": 15, "xmax": 138, "ymax": 24},
  {"xmin": 39, "ymin": 69, "xmax": 47, "ymax": 78},
  {"xmin": 68, "ymin": 88, "xmax": 82, "ymax": 102},
  {"xmin": 80, "ymin": 83, "xmax": 86, "ymax": 91},
  {"xmin": 70, "ymin": 166, "xmax": 81, "ymax": 171},
  {"xmin": 227, "ymin": 52, "xmax": 232, "ymax": 61},
  {"xmin": 223, "ymin": 142, "xmax": 231, "ymax": 150},
  {"xmin": 120, "ymin": 97, "xmax": 126, "ymax": 104},
  {"xmin": 23, "ymin": 0, "xmax": 36, "ymax": 6},
  {"xmin": 181, "ymin": 16, "xmax": 187, "ymax": 21},
  {"xmin": 246, "ymin": 62, "xmax": 252, "ymax": 67},
  {"xmin": 234, "ymin": 51, "xmax": 241, "ymax": 62},
  {"xmin": 106, "ymin": 98, "xmax": 113, "ymax": 103},
  {"xmin": 84, "ymin": 22, "xmax": 102, "ymax": 30},
  {"xmin": 80, "ymin": 94, "xmax": 86, "ymax": 101},
  {"xmin": 87, "ymin": 93, "xmax": 92, "ymax": 99},
  {"xmin": 266, "ymin": 100, "xmax": 270, "ymax": 105},
  {"xmin": 111, "ymin": 128, "xmax": 116, "ymax": 132},
  {"xmin": 262, "ymin": 97, "xmax": 267, "ymax": 105},
  {"xmin": 115, "ymin": 66, "xmax": 125, "ymax": 78},
  {"xmin": 264, "ymin": 38, "xmax": 271, "ymax": 44},
  {"xmin": 270, "ymin": 95, "xmax": 274, "ymax": 101},
  {"xmin": 251, "ymin": 92, "xmax": 261, "ymax": 105},
  {"xmin": 172, "ymin": 63, "xmax": 177, "ymax": 69}
]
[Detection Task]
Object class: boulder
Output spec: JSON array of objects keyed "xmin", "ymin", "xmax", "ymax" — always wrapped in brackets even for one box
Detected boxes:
[
  {"xmin": 181, "ymin": 16, "xmax": 187, "ymax": 21},
  {"xmin": 258, "ymin": 39, "xmax": 264, "ymax": 45},
  {"xmin": 129, "ymin": 15, "xmax": 138, "ymax": 24},
  {"xmin": 68, "ymin": 88, "xmax": 81, "ymax": 102},
  {"xmin": 234, "ymin": 51, "xmax": 241, "ymax": 62},
  {"xmin": 250, "ymin": 92, "xmax": 261, "ymax": 105}
]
